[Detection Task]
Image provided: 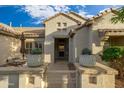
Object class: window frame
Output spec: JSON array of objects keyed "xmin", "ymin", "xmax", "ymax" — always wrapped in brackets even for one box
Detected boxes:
[
  {"xmin": 34, "ymin": 41, "xmax": 43, "ymax": 54},
  {"xmin": 25, "ymin": 41, "xmax": 43, "ymax": 54},
  {"xmin": 57, "ymin": 22, "xmax": 61, "ymax": 27},
  {"xmin": 25, "ymin": 42, "xmax": 32, "ymax": 54},
  {"xmin": 63, "ymin": 22, "xmax": 67, "ymax": 27},
  {"xmin": 57, "ymin": 28, "xmax": 61, "ymax": 31}
]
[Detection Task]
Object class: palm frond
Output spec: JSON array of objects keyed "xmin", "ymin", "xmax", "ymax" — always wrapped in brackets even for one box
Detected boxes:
[{"xmin": 111, "ymin": 7, "xmax": 124, "ymax": 24}]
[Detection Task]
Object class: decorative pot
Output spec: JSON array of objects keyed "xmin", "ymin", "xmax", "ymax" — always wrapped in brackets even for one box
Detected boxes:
[
  {"xmin": 27, "ymin": 55, "xmax": 42, "ymax": 67},
  {"xmin": 79, "ymin": 55, "xmax": 96, "ymax": 67}
]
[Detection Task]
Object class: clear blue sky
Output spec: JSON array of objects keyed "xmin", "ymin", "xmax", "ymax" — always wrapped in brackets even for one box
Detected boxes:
[{"xmin": 0, "ymin": 5, "xmax": 122, "ymax": 27}]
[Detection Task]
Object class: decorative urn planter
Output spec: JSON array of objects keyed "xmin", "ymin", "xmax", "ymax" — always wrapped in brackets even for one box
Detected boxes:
[
  {"xmin": 79, "ymin": 48, "xmax": 96, "ymax": 67},
  {"xmin": 27, "ymin": 48, "xmax": 42, "ymax": 67},
  {"xmin": 79, "ymin": 55, "xmax": 96, "ymax": 67}
]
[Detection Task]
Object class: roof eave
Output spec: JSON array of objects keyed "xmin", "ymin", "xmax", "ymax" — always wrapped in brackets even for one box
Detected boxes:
[
  {"xmin": 68, "ymin": 11, "xmax": 88, "ymax": 21},
  {"xmin": 43, "ymin": 12, "xmax": 81, "ymax": 24}
]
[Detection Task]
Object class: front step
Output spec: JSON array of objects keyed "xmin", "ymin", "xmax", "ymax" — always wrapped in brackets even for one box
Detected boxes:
[{"xmin": 46, "ymin": 62, "xmax": 76, "ymax": 88}]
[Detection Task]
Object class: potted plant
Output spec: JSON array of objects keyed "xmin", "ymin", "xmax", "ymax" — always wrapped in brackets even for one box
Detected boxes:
[
  {"xmin": 79, "ymin": 48, "xmax": 96, "ymax": 67},
  {"xmin": 27, "ymin": 48, "xmax": 42, "ymax": 67}
]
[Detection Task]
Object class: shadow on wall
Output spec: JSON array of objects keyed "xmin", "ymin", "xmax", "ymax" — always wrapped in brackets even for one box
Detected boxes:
[
  {"xmin": 0, "ymin": 35, "xmax": 21, "ymax": 65},
  {"xmin": 44, "ymin": 25, "xmax": 78, "ymax": 63},
  {"xmin": 0, "ymin": 33, "xmax": 44, "ymax": 65}
]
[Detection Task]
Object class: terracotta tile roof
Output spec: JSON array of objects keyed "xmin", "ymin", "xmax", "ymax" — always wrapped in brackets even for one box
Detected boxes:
[
  {"xmin": 0, "ymin": 26, "xmax": 45, "ymax": 38},
  {"xmin": 0, "ymin": 23, "xmax": 20, "ymax": 36},
  {"xmin": 67, "ymin": 11, "xmax": 88, "ymax": 21},
  {"xmin": 89, "ymin": 8, "xmax": 117, "ymax": 21},
  {"xmin": 74, "ymin": 8, "xmax": 118, "ymax": 30},
  {"xmin": 43, "ymin": 12, "xmax": 81, "ymax": 24},
  {"xmin": 0, "ymin": 8, "xmax": 119, "ymax": 38},
  {"xmin": 68, "ymin": 8, "xmax": 117, "ymax": 37},
  {"xmin": 75, "ymin": 22, "xmax": 91, "ymax": 30},
  {"xmin": 13, "ymin": 27, "xmax": 44, "ymax": 32},
  {"xmin": 21, "ymin": 27, "xmax": 45, "ymax": 38},
  {"xmin": 98, "ymin": 29, "xmax": 124, "ymax": 32}
]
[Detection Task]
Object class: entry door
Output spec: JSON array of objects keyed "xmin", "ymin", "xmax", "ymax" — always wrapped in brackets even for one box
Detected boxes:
[
  {"xmin": 55, "ymin": 38, "xmax": 69, "ymax": 61},
  {"xmin": 8, "ymin": 73, "xmax": 19, "ymax": 88}
]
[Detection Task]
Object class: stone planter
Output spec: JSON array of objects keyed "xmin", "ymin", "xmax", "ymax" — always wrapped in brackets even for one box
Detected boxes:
[
  {"xmin": 27, "ymin": 55, "xmax": 42, "ymax": 67},
  {"xmin": 79, "ymin": 55, "xmax": 96, "ymax": 67}
]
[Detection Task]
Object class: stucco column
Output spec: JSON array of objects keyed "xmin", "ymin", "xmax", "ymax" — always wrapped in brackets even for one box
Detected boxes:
[
  {"xmin": 74, "ymin": 63, "xmax": 118, "ymax": 88},
  {"xmin": 44, "ymin": 37, "xmax": 54, "ymax": 63},
  {"xmin": 19, "ymin": 73, "xmax": 28, "ymax": 88},
  {"xmin": 0, "ymin": 74, "xmax": 8, "ymax": 88}
]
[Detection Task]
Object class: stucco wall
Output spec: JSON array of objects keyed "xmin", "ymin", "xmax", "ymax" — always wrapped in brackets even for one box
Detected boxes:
[
  {"xmin": 75, "ymin": 63, "xmax": 118, "ymax": 88},
  {"xmin": 90, "ymin": 12, "xmax": 124, "ymax": 54},
  {"xmin": 19, "ymin": 74, "xmax": 27, "ymax": 88},
  {"xmin": 73, "ymin": 27, "xmax": 89, "ymax": 62},
  {"xmin": 44, "ymin": 14, "xmax": 78, "ymax": 63},
  {"xmin": 92, "ymin": 12, "xmax": 124, "ymax": 30},
  {"xmin": 67, "ymin": 13, "xmax": 86, "ymax": 24},
  {"xmin": 19, "ymin": 73, "xmax": 43, "ymax": 88},
  {"xmin": 0, "ymin": 73, "xmax": 19, "ymax": 88},
  {"xmin": 0, "ymin": 73, "xmax": 44, "ymax": 88},
  {"xmin": 0, "ymin": 35, "xmax": 21, "ymax": 65},
  {"xmin": 0, "ymin": 75, "xmax": 8, "ymax": 88},
  {"xmin": 80, "ymin": 74, "xmax": 115, "ymax": 88}
]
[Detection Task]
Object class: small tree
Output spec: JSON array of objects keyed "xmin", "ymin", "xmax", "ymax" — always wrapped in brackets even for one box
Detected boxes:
[
  {"xmin": 102, "ymin": 47, "xmax": 124, "ymax": 79},
  {"xmin": 111, "ymin": 7, "xmax": 124, "ymax": 24},
  {"xmin": 110, "ymin": 7, "xmax": 124, "ymax": 79}
]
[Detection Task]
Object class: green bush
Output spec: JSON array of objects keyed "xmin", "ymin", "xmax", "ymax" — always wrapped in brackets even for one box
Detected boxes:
[
  {"xmin": 102, "ymin": 47, "xmax": 124, "ymax": 79},
  {"xmin": 82, "ymin": 48, "xmax": 91, "ymax": 55},
  {"xmin": 102, "ymin": 47, "xmax": 123, "ymax": 61},
  {"xmin": 31, "ymin": 48, "xmax": 42, "ymax": 55}
]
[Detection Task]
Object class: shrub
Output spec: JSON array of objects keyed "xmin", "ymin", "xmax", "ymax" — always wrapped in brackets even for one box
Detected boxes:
[
  {"xmin": 31, "ymin": 48, "xmax": 42, "ymax": 55},
  {"xmin": 82, "ymin": 48, "xmax": 91, "ymax": 55},
  {"xmin": 102, "ymin": 47, "xmax": 123, "ymax": 62},
  {"xmin": 102, "ymin": 47, "xmax": 124, "ymax": 79}
]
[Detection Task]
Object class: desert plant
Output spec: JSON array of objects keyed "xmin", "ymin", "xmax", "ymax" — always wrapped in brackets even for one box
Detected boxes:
[
  {"xmin": 102, "ymin": 47, "xmax": 122, "ymax": 61},
  {"xmin": 111, "ymin": 7, "xmax": 124, "ymax": 24},
  {"xmin": 82, "ymin": 48, "xmax": 91, "ymax": 55},
  {"xmin": 102, "ymin": 47, "xmax": 124, "ymax": 79}
]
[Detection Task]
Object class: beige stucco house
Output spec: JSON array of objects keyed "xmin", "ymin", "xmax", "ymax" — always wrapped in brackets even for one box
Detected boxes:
[
  {"xmin": 0, "ymin": 8, "xmax": 122, "ymax": 88},
  {"xmin": 43, "ymin": 9, "xmax": 124, "ymax": 64}
]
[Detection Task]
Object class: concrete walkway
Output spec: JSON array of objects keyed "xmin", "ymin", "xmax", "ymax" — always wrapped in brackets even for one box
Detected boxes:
[
  {"xmin": 46, "ymin": 61, "xmax": 76, "ymax": 88},
  {"xmin": 47, "ymin": 61, "xmax": 69, "ymax": 70}
]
